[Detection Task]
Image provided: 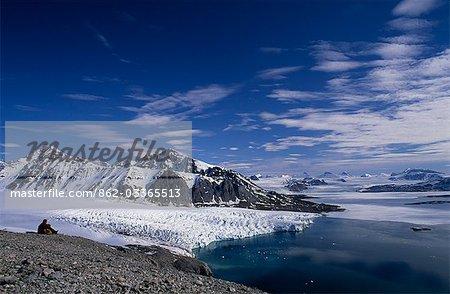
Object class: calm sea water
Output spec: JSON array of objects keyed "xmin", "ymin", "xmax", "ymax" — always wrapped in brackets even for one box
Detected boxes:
[{"xmin": 195, "ymin": 217, "xmax": 450, "ymax": 293}]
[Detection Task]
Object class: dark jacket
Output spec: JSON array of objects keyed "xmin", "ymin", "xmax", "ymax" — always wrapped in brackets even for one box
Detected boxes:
[{"xmin": 37, "ymin": 222, "xmax": 57, "ymax": 234}]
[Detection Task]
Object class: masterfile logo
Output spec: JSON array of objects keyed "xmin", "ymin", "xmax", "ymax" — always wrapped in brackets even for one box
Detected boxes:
[{"xmin": 2, "ymin": 121, "xmax": 193, "ymax": 209}]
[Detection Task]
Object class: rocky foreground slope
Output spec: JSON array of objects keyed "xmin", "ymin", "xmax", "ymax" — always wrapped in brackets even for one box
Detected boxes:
[{"xmin": 0, "ymin": 231, "xmax": 262, "ymax": 294}]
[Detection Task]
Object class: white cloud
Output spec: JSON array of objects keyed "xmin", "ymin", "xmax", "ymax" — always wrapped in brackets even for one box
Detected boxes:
[
  {"xmin": 124, "ymin": 84, "xmax": 236, "ymax": 124},
  {"xmin": 257, "ymin": 66, "xmax": 302, "ymax": 80},
  {"xmin": 262, "ymin": 136, "xmax": 325, "ymax": 151},
  {"xmin": 66, "ymin": 124, "xmax": 131, "ymax": 143},
  {"xmin": 387, "ymin": 17, "xmax": 434, "ymax": 31},
  {"xmin": 312, "ymin": 60, "xmax": 364, "ymax": 72},
  {"xmin": 259, "ymin": 47, "xmax": 288, "ymax": 54},
  {"xmin": 153, "ymin": 129, "xmax": 207, "ymax": 137},
  {"xmin": 223, "ymin": 113, "xmax": 271, "ymax": 132},
  {"xmin": 0, "ymin": 143, "xmax": 20, "ymax": 148},
  {"xmin": 241, "ymin": 7, "xmax": 447, "ymax": 173},
  {"xmin": 262, "ymin": 97, "xmax": 450, "ymax": 158},
  {"xmin": 63, "ymin": 94, "xmax": 107, "ymax": 101},
  {"xmin": 126, "ymin": 114, "xmax": 175, "ymax": 126},
  {"xmin": 85, "ymin": 21, "xmax": 112, "ymax": 49},
  {"xmin": 260, "ymin": 47, "xmax": 450, "ymax": 168},
  {"xmin": 85, "ymin": 21, "xmax": 132, "ymax": 64},
  {"xmin": 393, "ymin": 0, "xmax": 441, "ymax": 16},
  {"xmin": 82, "ymin": 76, "xmax": 121, "ymax": 83},
  {"xmin": 417, "ymin": 49, "xmax": 450, "ymax": 76},
  {"xmin": 136, "ymin": 84, "xmax": 235, "ymax": 113},
  {"xmin": 315, "ymin": 50, "xmax": 350, "ymax": 61},
  {"xmin": 220, "ymin": 161, "xmax": 253, "ymax": 170},
  {"xmin": 310, "ymin": 41, "xmax": 365, "ymax": 72},
  {"xmin": 15, "ymin": 104, "xmax": 40, "ymax": 112},
  {"xmin": 372, "ymin": 42, "xmax": 425, "ymax": 59},
  {"xmin": 166, "ymin": 139, "xmax": 191, "ymax": 146},
  {"xmin": 289, "ymin": 153, "xmax": 305, "ymax": 157},
  {"xmin": 380, "ymin": 34, "xmax": 429, "ymax": 44},
  {"xmin": 267, "ymin": 90, "xmax": 321, "ymax": 102},
  {"xmin": 271, "ymin": 49, "xmax": 449, "ymax": 104}
]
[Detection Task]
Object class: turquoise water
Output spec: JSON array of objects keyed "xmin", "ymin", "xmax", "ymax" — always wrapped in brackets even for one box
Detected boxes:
[{"xmin": 195, "ymin": 218, "xmax": 450, "ymax": 293}]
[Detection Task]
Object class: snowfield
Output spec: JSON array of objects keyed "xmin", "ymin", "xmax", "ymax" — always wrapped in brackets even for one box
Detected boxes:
[
  {"xmin": 256, "ymin": 175, "xmax": 450, "ymax": 225},
  {"xmin": 48, "ymin": 207, "xmax": 317, "ymax": 254}
]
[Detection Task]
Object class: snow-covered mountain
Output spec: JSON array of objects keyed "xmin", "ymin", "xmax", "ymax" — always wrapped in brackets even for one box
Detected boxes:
[
  {"xmin": 284, "ymin": 178, "xmax": 308, "ymax": 192},
  {"xmin": 249, "ymin": 174, "xmax": 261, "ymax": 181},
  {"xmin": 0, "ymin": 145, "xmax": 341, "ymax": 213},
  {"xmin": 361, "ymin": 177, "xmax": 450, "ymax": 192},
  {"xmin": 361, "ymin": 169, "xmax": 449, "ymax": 192},
  {"xmin": 284, "ymin": 177, "xmax": 328, "ymax": 192},
  {"xmin": 318, "ymin": 171, "xmax": 338, "ymax": 178},
  {"xmin": 389, "ymin": 168, "xmax": 443, "ymax": 181}
]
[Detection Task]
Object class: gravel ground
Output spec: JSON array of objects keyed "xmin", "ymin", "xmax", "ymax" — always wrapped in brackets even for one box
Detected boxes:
[{"xmin": 0, "ymin": 230, "xmax": 263, "ymax": 293}]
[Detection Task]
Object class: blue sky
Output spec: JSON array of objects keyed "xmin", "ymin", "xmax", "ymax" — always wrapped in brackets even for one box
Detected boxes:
[{"xmin": 1, "ymin": 0, "xmax": 449, "ymax": 175}]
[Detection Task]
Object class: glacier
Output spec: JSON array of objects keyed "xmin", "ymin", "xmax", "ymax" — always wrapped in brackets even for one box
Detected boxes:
[{"xmin": 48, "ymin": 207, "xmax": 317, "ymax": 254}]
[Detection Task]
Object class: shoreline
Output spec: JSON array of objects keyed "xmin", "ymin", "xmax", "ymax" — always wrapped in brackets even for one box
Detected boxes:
[
  {"xmin": 1, "ymin": 216, "xmax": 448, "ymax": 293},
  {"xmin": 0, "ymin": 230, "xmax": 263, "ymax": 293},
  {"xmin": 2, "ymin": 207, "xmax": 448, "ymax": 256},
  {"xmin": 0, "ymin": 206, "xmax": 318, "ymax": 256},
  {"xmin": 195, "ymin": 217, "xmax": 450, "ymax": 293},
  {"xmin": 195, "ymin": 216, "xmax": 450, "ymax": 251}
]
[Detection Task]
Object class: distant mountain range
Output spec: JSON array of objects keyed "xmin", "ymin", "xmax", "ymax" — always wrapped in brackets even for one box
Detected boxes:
[
  {"xmin": 249, "ymin": 168, "xmax": 449, "ymax": 193},
  {"xmin": 361, "ymin": 168, "xmax": 449, "ymax": 192},
  {"xmin": 284, "ymin": 178, "xmax": 328, "ymax": 192},
  {"xmin": 361, "ymin": 177, "xmax": 450, "ymax": 192},
  {"xmin": 0, "ymin": 145, "xmax": 342, "ymax": 213},
  {"xmin": 388, "ymin": 168, "xmax": 443, "ymax": 182},
  {"xmin": 318, "ymin": 171, "xmax": 338, "ymax": 178}
]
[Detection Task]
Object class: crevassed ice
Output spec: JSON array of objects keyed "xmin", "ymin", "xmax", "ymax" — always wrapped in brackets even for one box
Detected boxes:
[{"xmin": 51, "ymin": 207, "xmax": 317, "ymax": 252}]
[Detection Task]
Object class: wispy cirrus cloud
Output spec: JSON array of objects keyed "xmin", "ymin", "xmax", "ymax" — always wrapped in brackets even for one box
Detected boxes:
[
  {"xmin": 127, "ymin": 84, "xmax": 235, "ymax": 113},
  {"xmin": 310, "ymin": 41, "xmax": 365, "ymax": 72},
  {"xmin": 219, "ymin": 160, "xmax": 254, "ymax": 170},
  {"xmin": 261, "ymin": 98, "xmax": 450, "ymax": 160},
  {"xmin": 380, "ymin": 34, "xmax": 429, "ymax": 44},
  {"xmin": 220, "ymin": 146, "xmax": 239, "ymax": 151},
  {"xmin": 259, "ymin": 47, "xmax": 450, "ymax": 165},
  {"xmin": 267, "ymin": 90, "xmax": 322, "ymax": 102},
  {"xmin": 257, "ymin": 0, "xmax": 450, "ymax": 170},
  {"xmin": 372, "ymin": 42, "xmax": 425, "ymax": 59},
  {"xmin": 312, "ymin": 60, "xmax": 364, "ymax": 72},
  {"xmin": 223, "ymin": 113, "xmax": 271, "ymax": 132},
  {"xmin": 15, "ymin": 104, "xmax": 40, "ymax": 112},
  {"xmin": 387, "ymin": 17, "xmax": 435, "ymax": 31},
  {"xmin": 85, "ymin": 21, "xmax": 131, "ymax": 64},
  {"xmin": 153, "ymin": 129, "xmax": 211, "ymax": 137},
  {"xmin": 63, "ymin": 94, "xmax": 107, "ymax": 101},
  {"xmin": 270, "ymin": 44, "xmax": 448, "ymax": 106},
  {"xmin": 259, "ymin": 47, "xmax": 289, "ymax": 54},
  {"xmin": 393, "ymin": 0, "xmax": 442, "ymax": 16},
  {"xmin": 85, "ymin": 21, "xmax": 112, "ymax": 49},
  {"xmin": 122, "ymin": 84, "xmax": 237, "ymax": 125},
  {"xmin": 82, "ymin": 76, "xmax": 121, "ymax": 83},
  {"xmin": 262, "ymin": 136, "xmax": 325, "ymax": 151},
  {"xmin": 0, "ymin": 143, "xmax": 20, "ymax": 148},
  {"xmin": 126, "ymin": 113, "xmax": 175, "ymax": 126},
  {"xmin": 257, "ymin": 66, "xmax": 302, "ymax": 80}
]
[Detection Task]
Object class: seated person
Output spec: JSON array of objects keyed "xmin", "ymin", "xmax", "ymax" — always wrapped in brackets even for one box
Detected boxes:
[{"xmin": 37, "ymin": 219, "xmax": 58, "ymax": 234}]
